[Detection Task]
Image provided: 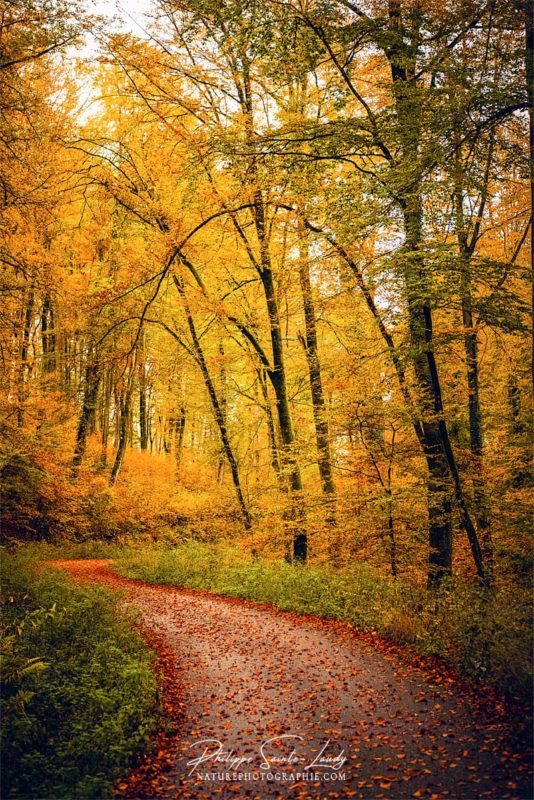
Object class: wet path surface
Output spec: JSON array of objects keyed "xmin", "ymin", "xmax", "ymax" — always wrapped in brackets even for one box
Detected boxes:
[{"xmin": 50, "ymin": 560, "xmax": 532, "ymax": 800}]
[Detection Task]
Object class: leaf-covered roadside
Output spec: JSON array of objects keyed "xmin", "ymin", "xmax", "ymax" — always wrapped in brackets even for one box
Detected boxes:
[
  {"xmin": 0, "ymin": 553, "xmax": 160, "ymax": 799},
  {"xmin": 115, "ymin": 542, "xmax": 533, "ymax": 713},
  {"xmin": 58, "ymin": 558, "xmax": 533, "ymax": 800}
]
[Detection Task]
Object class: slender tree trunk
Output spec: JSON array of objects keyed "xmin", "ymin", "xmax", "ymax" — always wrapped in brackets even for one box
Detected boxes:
[
  {"xmin": 257, "ymin": 367, "xmax": 283, "ymax": 486},
  {"xmin": 389, "ymin": 4, "xmax": 453, "ymax": 586},
  {"xmin": 173, "ymin": 272, "xmax": 252, "ymax": 529},
  {"xmin": 147, "ymin": 386, "xmax": 154, "ymax": 451},
  {"xmin": 260, "ymin": 260, "xmax": 307, "ymax": 560},
  {"xmin": 17, "ymin": 290, "xmax": 34, "ymax": 427},
  {"xmin": 508, "ymin": 370, "xmax": 530, "ymax": 487},
  {"xmin": 460, "ymin": 270, "xmax": 492, "ymax": 571},
  {"xmin": 294, "ymin": 81, "xmax": 335, "ymax": 517},
  {"xmin": 88, "ymin": 380, "xmax": 98, "ymax": 435},
  {"xmin": 402, "ymin": 205, "xmax": 455, "ymax": 587},
  {"xmin": 163, "ymin": 417, "xmax": 171, "ymax": 454},
  {"xmin": 113, "ymin": 383, "xmax": 121, "ymax": 447},
  {"xmin": 385, "ymin": 486, "xmax": 397, "ymax": 578},
  {"xmin": 62, "ymin": 336, "xmax": 71, "ymax": 390},
  {"xmin": 460, "ymin": 284, "xmax": 482, "ymax": 448},
  {"xmin": 403, "ymin": 207, "xmax": 487, "ymax": 587},
  {"xmin": 139, "ymin": 385, "xmax": 148, "ymax": 450},
  {"xmin": 217, "ymin": 341, "xmax": 227, "ymax": 483},
  {"xmin": 250, "ymin": 205, "xmax": 306, "ymax": 558},
  {"xmin": 138, "ymin": 334, "xmax": 148, "ymax": 450},
  {"xmin": 109, "ymin": 390, "xmax": 130, "ymax": 486},
  {"xmin": 110, "ymin": 363, "xmax": 136, "ymax": 486},
  {"xmin": 175, "ymin": 406, "xmax": 186, "ymax": 474},
  {"xmin": 72, "ymin": 356, "xmax": 100, "ymax": 475},
  {"xmin": 41, "ymin": 293, "xmax": 56, "ymax": 374},
  {"xmin": 128, "ymin": 397, "xmax": 134, "ymax": 448},
  {"xmin": 239, "ymin": 57, "xmax": 306, "ymax": 559},
  {"xmin": 453, "ymin": 173, "xmax": 493, "ymax": 576},
  {"xmin": 100, "ymin": 366, "xmax": 112, "ymax": 467},
  {"xmin": 256, "ymin": 213, "xmax": 302, "ymax": 492},
  {"xmin": 297, "ymin": 221, "xmax": 336, "ymax": 511}
]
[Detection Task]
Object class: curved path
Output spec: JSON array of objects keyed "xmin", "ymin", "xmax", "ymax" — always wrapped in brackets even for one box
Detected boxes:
[{"xmin": 51, "ymin": 560, "xmax": 531, "ymax": 800}]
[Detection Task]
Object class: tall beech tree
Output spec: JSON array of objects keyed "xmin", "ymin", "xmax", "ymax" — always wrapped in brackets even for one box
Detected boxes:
[{"xmin": 250, "ymin": 0, "xmax": 529, "ymax": 585}]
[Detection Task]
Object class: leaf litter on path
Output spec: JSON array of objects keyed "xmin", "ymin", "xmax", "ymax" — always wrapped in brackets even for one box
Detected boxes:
[{"xmin": 48, "ymin": 560, "xmax": 533, "ymax": 800}]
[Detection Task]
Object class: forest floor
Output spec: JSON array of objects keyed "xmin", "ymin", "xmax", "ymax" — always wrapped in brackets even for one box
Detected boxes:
[{"xmin": 49, "ymin": 559, "xmax": 532, "ymax": 800}]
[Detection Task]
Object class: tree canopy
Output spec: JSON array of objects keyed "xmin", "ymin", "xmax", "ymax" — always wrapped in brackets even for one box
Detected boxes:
[{"xmin": 1, "ymin": 0, "xmax": 532, "ymax": 589}]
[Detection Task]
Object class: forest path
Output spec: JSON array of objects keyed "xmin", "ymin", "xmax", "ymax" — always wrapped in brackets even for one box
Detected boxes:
[{"xmin": 49, "ymin": 559, "xmax": 530, "ymax": 800}]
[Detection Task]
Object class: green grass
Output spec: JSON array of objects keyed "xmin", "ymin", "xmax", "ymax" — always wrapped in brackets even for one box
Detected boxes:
[
  {"xmin": 9, "ymin": 539, "xmax": 133, "ymax": 561},
  {"xmin": 115, "ymin": 542, "xmax": 533, "ymax": 705},
  {"xmin": 1, "ymin": 552, "xmax": 159, "ymax": 799}
]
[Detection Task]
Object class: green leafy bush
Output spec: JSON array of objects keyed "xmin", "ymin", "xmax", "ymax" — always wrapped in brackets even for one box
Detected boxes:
[{"xmin": 1, "ymin": 554, "xmax": 159, "ymax": 799}]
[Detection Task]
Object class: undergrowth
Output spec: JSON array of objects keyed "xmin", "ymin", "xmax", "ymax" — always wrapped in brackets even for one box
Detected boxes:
[{"xmin": 1, "ymin": 552, "xmax": 159, "ymax": 799}]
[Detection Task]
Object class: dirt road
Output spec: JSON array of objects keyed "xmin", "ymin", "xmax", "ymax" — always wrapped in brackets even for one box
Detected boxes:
[{"xmin": 50, "ymin": 559, "xmax": 531, "ymax": 800}]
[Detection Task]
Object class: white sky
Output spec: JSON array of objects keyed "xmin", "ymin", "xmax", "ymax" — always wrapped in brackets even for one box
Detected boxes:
[{"xmin": 88, "ymin": 0, "xmax": 154, "ymax": 37}]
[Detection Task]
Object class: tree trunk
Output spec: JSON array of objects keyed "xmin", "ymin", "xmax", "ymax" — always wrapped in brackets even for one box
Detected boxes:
[
  {"xmin": 72, "ymin": 356, "xmax": 100, "ymax": 475},
  {"xmin": 174, "ymin": 406, "xmax": 186, "ymax": 474},
  {"xmin": 460, "ymin": 270, "xmax": 492, "ymax": 573},
  {"xmin": 297, "ymin": 221, "xmax": 336, "ymax": 510},
  {"xmin": 217, "ymin": 341, "xmax": 227, "ymax": 483},
  {"xmin": 255, "ymin": 213, "xmax": 303, "ymax": 492},
  {"xmin": 110, "ymin": 364, "xmax": 135, "ymax": 486},
  {"xmin": 257, "ymin": 367, "xmax": 283, "ymax": 486},
  {"xmin": 138, "ymin": 334, "xmax": 149, "ymax": 450},
  {"xmin": 453, "ymin": 170, "xmax": 493, "ymax": 576},
  {"xmin": 139, "ymin": 386, "xmax": 148, "ymax": 450},
  {"xmin": 40, "ymin": 293, "xmax": 56, "ymax": 374},
  {"xmin": 253, "ymin": 208, "xmax": 306, "ymax": 560},
  {"xmin": 388, "ymin": 3, "xmax": 486, "ymax": 587},
  {"xmin": 163, "ymin": 417, "xmax": 171, "ymax": 454},
  {"xmin": 508, "ymin": 371, "xmax": 530, "ymax": 487},
  {"xmin": 403, "ymin": 205, "xmax": 488, "ymax": 587},
  {"xmin": 239, "ymin": 56, "xmax": 305, "ymax": 559},
  {"xmin": 173, "ymin": 272, "xmax": 252, "ymax": 530},
  {"xmin": 109, "ymin": 390, "xmax": 130, "ymax": 486},
  {"xmin": 100, "ymin": 366, "xmax": 112, "ymax": 467},
  {"xmin": 17, "ymin": 290, "xmax": 34, "ymax": 427},
  {"xmin": 262, "ymin": 260, "xmax": 307, "ymax": 561},
  {"xmin": 113, "ymin": 382, "xmax": 121, "ymax": 447},
  {"xmin": 385, "ymin": 485, "xmax": 397, "ymax": 578}
]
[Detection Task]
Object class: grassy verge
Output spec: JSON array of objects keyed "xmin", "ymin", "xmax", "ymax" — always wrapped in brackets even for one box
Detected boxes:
[
  {"xmin": 9, "ymin": 540, "xmax": 133, "ymax": 561},
  {"xmin": 115, "ymin": 542, "xmax": 532, "ymax": 706},
  {"xmin": 1, "ymin": 552, "xmax": 159, "ymax": 799}
]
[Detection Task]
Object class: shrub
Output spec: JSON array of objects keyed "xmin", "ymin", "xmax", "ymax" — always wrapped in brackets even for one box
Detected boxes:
[{"xmin": 1, "ymin": 554, "xmax": 159, "ymax": 799}]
